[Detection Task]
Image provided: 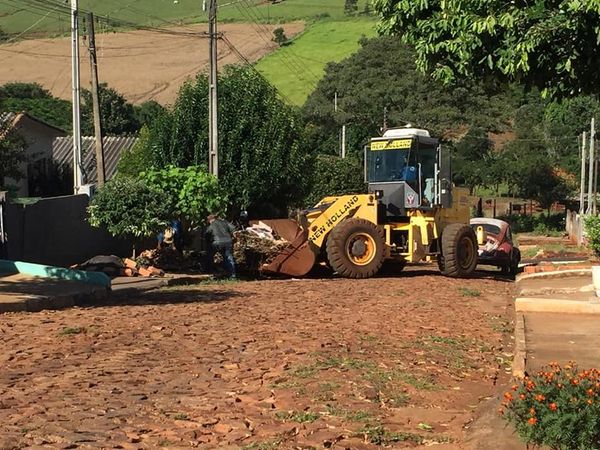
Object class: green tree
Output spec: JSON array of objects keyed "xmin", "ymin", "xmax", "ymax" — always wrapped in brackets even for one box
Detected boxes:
[
  {"xmin": 302, "ymin": 37, "xmax": 516, "ymax": 157},
  {"xmin": 344, "ymin": 0, "xmax": 358, "ymax": 15},
  {"xmin": 305, "ymin": 155, "xmax": 366, "ymax": 205},
  {"xmin": 134, "ymin": 65, "xmax": 312, "ymax": 217},
  {"xmin": 272, "ymin": 27, "xmax": 288, "ymax": 46},
  {"xmin": 88, "ymin": 177, "xmax": 169, "ymax": 239},
  {"xmin": 117, "ymin": 126, "xmax": 156, "ymax": 177},
  {"xmin": 373, "ymin": 0, "xmax": 600, "ymax": 97},
  {"xmin": 0, "ymin": 82, "xmax": 71, "ymax": 130},
  {"xmin": 139, "ymin": 166, "xmax": 227, "ymax": 227},
  {"xmin": 452, "ymin": 127, "xmax": 494, "ymax": 194},
  {"xmin": 543, "ymin": 96, "xmax": 600, "ymax": 173},
  {"xmin": 81, "ymin": 84, "xmax": 139, "ymax": 135},
  {"xmin": 133, "ymin": 100, "xmax": 167, "ymax": 128}
]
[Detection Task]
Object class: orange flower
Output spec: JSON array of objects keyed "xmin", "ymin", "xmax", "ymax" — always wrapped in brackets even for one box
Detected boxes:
[
  {"xmin": 588, "ymin": 389, "xmax": 595, "ymax": 396},
  {"xmin": 528, "ymin": 417, "xmax": 537, "ymax": 425},
  {"xmin": 535, "ymin": 394, "xmax": 546, "ymax": 402},
  {"xmin": 529, "ymin": 408, "xmax": 536, "ymax": 416},
  {"xmin": 588, "ymin": 399, "xmax": 594, "ymax": 405},
  {"xmin": 572, "ymin": 378, "xmax": 580, "ymax": 385},
  {"xmin": 549, "ymin": 403, "xmax": 558, "ymax": 411},
  {"xmin": 504, "ymin": 392, "xmax": 514, "ymax": 401},
  {"xmin": 519, "ymin": 394, "xmax": 526, "ymax": 400}
]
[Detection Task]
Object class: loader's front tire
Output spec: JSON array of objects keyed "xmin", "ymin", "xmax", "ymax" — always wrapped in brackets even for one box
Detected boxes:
[
  {"xmin": 439, "ymin": 224, "xmax": 478, "ymax": 278},
  {"xmin": 326, "ymin": 218, "xmax": 385, "ymax": 279}
]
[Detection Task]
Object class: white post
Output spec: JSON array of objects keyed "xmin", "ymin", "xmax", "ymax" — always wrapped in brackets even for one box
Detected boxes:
[
  {"xmin": 71, "ymin": 0, "xmax": 83, "ymax": 193},
  {"xmin": 581, "ymin": 131, "xmax": 587, "ymax": 214},
  {"xmin": 588, "ymin": 122, "xmax": 595, "ymax": 214},
  {"xmin": 592, "ymin": 119, "xmax": 597, "ymax": 214},
  {"xmin": 341, "ymin": 124, "xmax": 346, "ymax": 159}
]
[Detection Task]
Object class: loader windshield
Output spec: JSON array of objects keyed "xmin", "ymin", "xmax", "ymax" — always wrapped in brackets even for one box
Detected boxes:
[{"xmin": 368, "ymin": 136, "xmax": 417, "ymax": 183}]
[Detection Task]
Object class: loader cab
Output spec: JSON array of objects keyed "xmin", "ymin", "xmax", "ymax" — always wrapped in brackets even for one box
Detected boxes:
[{"xmin": 366, "ymin": 128, "xmax": 451, "ymax": 219}]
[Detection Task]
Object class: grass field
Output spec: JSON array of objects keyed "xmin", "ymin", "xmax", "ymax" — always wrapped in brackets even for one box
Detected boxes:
[
  {"xmin": 0, "ymin": 0, "xmax": 373, "ymax": 35},
  {"xmin": 256, "ymin": 18, "xmax": 376, "ymax": 105}
]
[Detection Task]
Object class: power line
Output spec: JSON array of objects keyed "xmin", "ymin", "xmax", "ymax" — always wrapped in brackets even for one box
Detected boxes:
[
  {"xmin": 239, "ymin": 0, "xmax": 322, "ymax": 83},
  {"xmin": 232, "ymin": 1, "xmax": 318, "ymax": 90},
  {"xmin": 220, "ymin": 34, "xmax": 293, "ymax": 104}
]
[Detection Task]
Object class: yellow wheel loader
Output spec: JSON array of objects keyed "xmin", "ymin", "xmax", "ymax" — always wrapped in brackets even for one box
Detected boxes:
[{"xmin": 260, "ymin": 127, "xmax": 478, "ymax": 279}]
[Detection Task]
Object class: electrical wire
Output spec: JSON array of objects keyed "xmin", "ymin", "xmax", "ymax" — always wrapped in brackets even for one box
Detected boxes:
[{"xmin": 220, "ymin": 33, "xmax": 293, "ymax": 104}]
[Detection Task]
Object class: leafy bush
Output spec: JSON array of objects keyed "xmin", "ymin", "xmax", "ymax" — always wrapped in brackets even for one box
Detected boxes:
[
  {"xmin": 88, "ymin": 177, "xmax": 169, "ymax": 238},
  {"xmin": 139, "ymin": 166, "xmax": 226, "ymax": 226},
  {"xmin": 501, "ymin": 363, "xmax": 600, "ymax": 449},
  {"xmin": 499, "ymin": 213, "xmax": 565, "ymax": 234},
  {"xmin": 304, "ymin": 155, "xmax": 366, "ymax": 206},
  {"xmin": 584, "ymin": 215, "xmax": 600, "ymax": 256}
]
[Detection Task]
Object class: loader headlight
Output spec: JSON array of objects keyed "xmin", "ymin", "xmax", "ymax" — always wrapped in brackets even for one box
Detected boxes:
[{"xmin": 374, "ymin": 190, "xmax": 384, "ymax": 199}]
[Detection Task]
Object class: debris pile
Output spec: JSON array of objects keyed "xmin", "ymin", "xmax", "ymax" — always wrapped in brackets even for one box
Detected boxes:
[
  {"xmin": 212, "ymin": 223, "xmax": 289, "ymax": 275},
  {"xmin": 136, "ymin": 247, "xmax": 202, "ymax": 272},
  {"xmin": 72, "ymin": 255, "xmax": 165, "ymax": 278}
]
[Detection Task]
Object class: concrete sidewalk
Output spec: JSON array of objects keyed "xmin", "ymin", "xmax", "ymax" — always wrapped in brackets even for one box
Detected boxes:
[{"xmin": 513, "ymin": 268, "xmax": 600, "ymax": 376}]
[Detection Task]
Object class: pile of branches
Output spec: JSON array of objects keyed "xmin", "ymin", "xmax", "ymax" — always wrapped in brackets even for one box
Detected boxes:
[
  {"xmin": 137, "ymin": 247, "xmax": 202, "ymax": 272},
  {"xmin": 230, "ymin": 231, "xmax": 289, "ymax": 275}
]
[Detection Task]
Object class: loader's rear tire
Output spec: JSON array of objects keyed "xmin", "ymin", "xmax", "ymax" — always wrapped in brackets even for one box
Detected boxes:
[
  {"xmin": 439, "ymin": 224, "xmax": 478, "ymax": 278},
  {"xmin": 326, "ymin": 218, "xmax": 385, "ymax": 279}
]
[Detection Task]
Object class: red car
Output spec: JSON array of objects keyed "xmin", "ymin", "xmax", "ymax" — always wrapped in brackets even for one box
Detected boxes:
[{"xmin": 470, "ymin": 218, "xmax": 521, "ymax": 275}]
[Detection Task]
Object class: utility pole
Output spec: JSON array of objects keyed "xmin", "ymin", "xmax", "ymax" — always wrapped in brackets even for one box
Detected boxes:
[
  {"xmin": 592, "ymin": 118, "xmax": 597, "ymax": 214},
  {"xmin": 208, "ymin": 0, "xmax": 219, "ymax": 178},
  {"xmin": 588, "ymin": 121, "xmax": 595, "ymax": 214},
  {"xmin": 580, "ymin": 131, "xmax": 587, "ymax": 214},
  {"xmin": 334, "ymin": 92, "xmax": 338, "ymax": 112},
  {"xmin": 341, "ymin": 125, "xmax": 346, "ymax": 158},
  {"xmin": 87, "ymin": 13, "xmax": 106, "ymax": 187},
  {"xmin": 71, "ymin": 0, "xmax": 83, "ymax": 193}
]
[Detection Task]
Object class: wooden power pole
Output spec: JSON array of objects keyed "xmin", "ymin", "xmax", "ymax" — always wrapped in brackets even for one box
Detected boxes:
[
  {"xmin": 87, "ymin": 12, "xmax": 106, "ymax": 186},
  {"xmin": 208, "ymin": 0, "xmax": 219, "ymax": 178}
]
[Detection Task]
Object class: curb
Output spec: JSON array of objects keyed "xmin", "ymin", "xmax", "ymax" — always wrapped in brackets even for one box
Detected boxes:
[
  {"xmin": 0, "ymin": 287, "xmax": 109, "ymax": 314},
  {"xmin": 516, "ymin": 269, "xmax": 591, "ymax": 282},
  {"xmin": 515, "ymin": 296, "xmax": 600, "ymax": 314},
  {"xmin": 0, "ymin": 274, "xmax": 210, "ymax": 314},
  {"xmin": 110, "ymin": 274, "xmax": 212, "ymax": 299},
  {"xmin": 512, "ymin": 313, "xmax": 526, "ymax": 378}
]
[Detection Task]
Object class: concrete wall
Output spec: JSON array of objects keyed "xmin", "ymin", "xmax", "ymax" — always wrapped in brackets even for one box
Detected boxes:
[{"xmin": 4, "ymin": 194, "xmax": 146, "ymax": 267}]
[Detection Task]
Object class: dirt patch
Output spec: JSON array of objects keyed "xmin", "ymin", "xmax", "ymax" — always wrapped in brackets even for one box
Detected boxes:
[
  {"xmin": 0, "ymin": 22, "xmax": 304, "ymax": 105},
  {"xmin": 0, "ymin": 267, "xmax": 514, "ymax": 449}
]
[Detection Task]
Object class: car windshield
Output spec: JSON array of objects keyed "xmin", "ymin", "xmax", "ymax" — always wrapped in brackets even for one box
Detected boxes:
[{"xmin": 368, "ymin": 148, "xmax": 412, "ymax": 182}]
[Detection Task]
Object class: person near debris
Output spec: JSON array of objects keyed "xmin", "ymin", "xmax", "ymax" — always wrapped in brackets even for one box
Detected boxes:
[
  {"xmin": 205, "ymin": 214, "xmax": 237, "ymax": 278},
  {"xmin": 157, "ymin": 219, "xmax": 183, "ymax": 252}
]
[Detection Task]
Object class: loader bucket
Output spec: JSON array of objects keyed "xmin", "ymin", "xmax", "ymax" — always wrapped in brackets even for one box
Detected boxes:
[{"xmin": 255, "ymin": 219, "xmax": 316, "ymax": 277}]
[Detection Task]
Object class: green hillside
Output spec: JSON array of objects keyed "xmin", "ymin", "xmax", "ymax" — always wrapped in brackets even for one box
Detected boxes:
[
  {"xmin": 0, "ymin": 0, "xmax": 373, "ymax": 35},
  {"xmin": 256, "ymin": 19, "xmax": 376, "ymax": 105}
]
